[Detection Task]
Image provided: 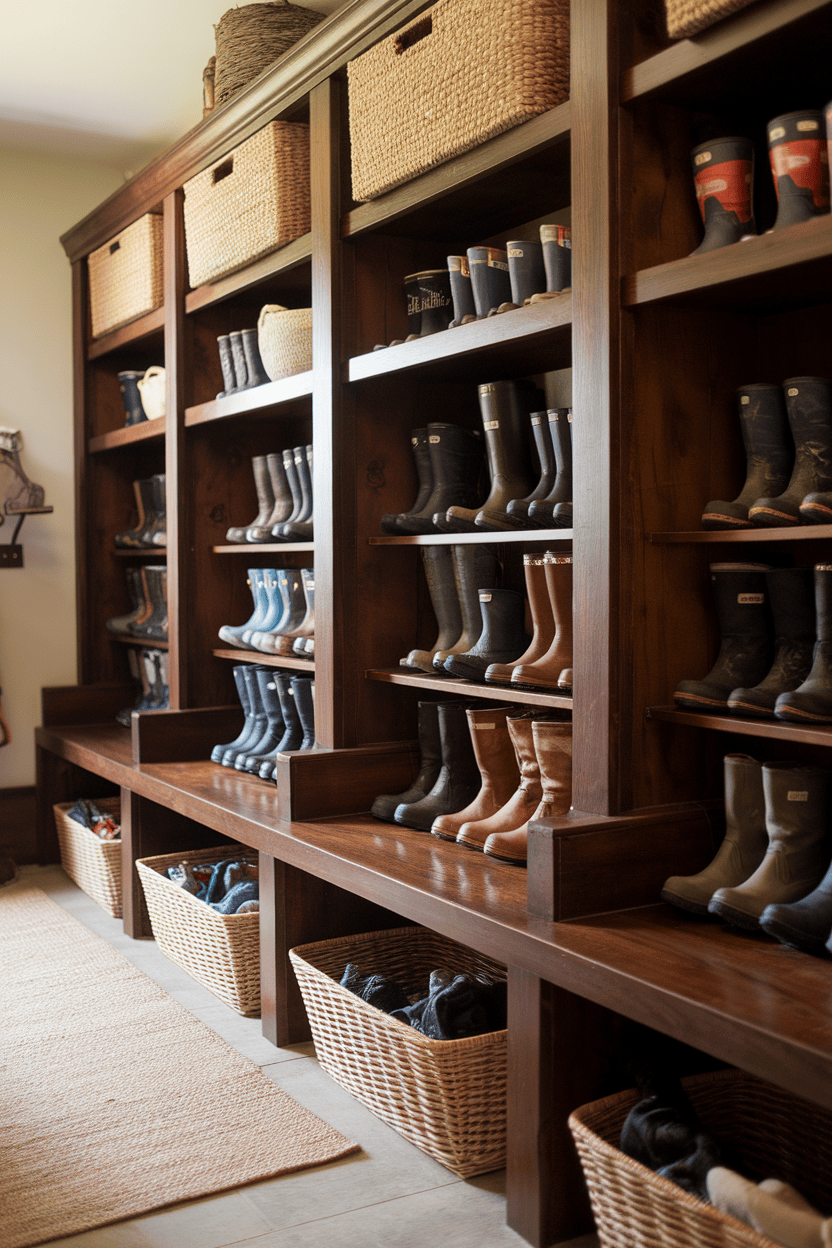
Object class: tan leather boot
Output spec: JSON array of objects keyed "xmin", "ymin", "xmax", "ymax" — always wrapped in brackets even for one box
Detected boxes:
[
  {"xmin": 431, "ymin": 706, "xmax": 520, "ymax": 841},
  {"xmin": 484, "ymin": 719, "xmax": 572, "ymax": 864},
  {"xmin": 661, "ymin": 754, "xmax": 767, "ymax": 915},
  {"xmin": 456, "ymin": 714, "xmax": 541, "ymax": 850},
  {"xmin": 709, "ymin": 761, "xmax": 832, "ymax": 930},
  {"xmin": 485, "ymin": 554, "xmax": 555, "ymax": 684},
  {"xmin": 511, "ymin": 553, "xmax": 573, "ymax": 691}
]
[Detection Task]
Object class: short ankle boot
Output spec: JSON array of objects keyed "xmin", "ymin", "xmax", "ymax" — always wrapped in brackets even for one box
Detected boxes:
[
  {"xmin": 401, "ymin": 545, "xmax": 463, "ymax": 673},
  {"xmin": 241, "ymin": 327, "xmax": 269, "ymax": 387},
  {"xmin": 749, "ymin": 378, "xmax": 832, "ymax": 527},
  {"xmin": 702, "ymin": 384, "xmax": 793, "ymax": 530},
  {"xmin": 229, "ymin": 331, "xmax": 249, "ymax": 389},
  {"xmin": 115, "ymin": 478, "xmax": 152, "ymax": 549},
  {"xmin": 444, "ymin": 587, "xmax": 529, "ymax": 682},
  {"xmin": 371, "ymin": 701, "xmax": 444, "ymax": 821},
  {"xmin": 431, "ymin": 706, "xmax": 521, "ymax": 841},
  {"xmin": 292, "ymin": 676, "xmax": 316, "ymax": 749},
  {"xmin": 395, "ymin": 423, "xmax": 483, "ymax": 535},
  {"xmin": 274, "ymin": 672, "xmax": 304, "ymax": 752},
  {"xmin": 507, "ymin": 239, "xmax": 546, "ymax": 305},
  {"xmin": 767, "ymin": 111, "xmax": 830, "ymax": 230},
  {"xmin": 106, "ymin": 567, "xmax": 146, "ymax": 635},
  {"xmin": 381, "ymin": 429, "xmax": 433, "ymax": 534},
  {"xmin": 221, "ymin": 665, "xmax": 269, "ymax": 766},
  {"xmin": 237, "ymin": 669, "xmax": 285, "ymax": 771},
  {"xmin": 244, "ymin": 456, "xmax": 277, "ymax": 543},
  {"xmin": 776, "ymin": 564, "xmax": 832, "ymax": 723},
  {"xmin": 117, "ymin": 371, "xmax": 147, "ymax": 426},
  {"xmin": 487, "ymin": 554, "xmax": 556, "ymax": 684},
  {"xmin": 709, "ymin": 761, "xmax": 832, "ymax": 930},
  {"xmin": 528, "ymin": 409, "xmax": 573, "ymax": 528},
  {"xmin": 728, "ymin": 567, "xmax": 815, "ymax": 717},
  {"xmin": 243, "ymin": 569, "xmax": 287, "ymax": 649},
  {"xmin": 394, "ymin": 701, "xmax": 481, "ymax": 832},
  {"xmin": 217, "ymin": 334, "xmax": 236, "ymax": 397},
  {"xmin": 690, "ymin": 136, "xmax": 756, "ymax": 256},
  {"xmin": 661, "ymin": 754, "xmax": 768, "ymax": 915},
  {"xmin": 457, "ymin": 713, "xmax": 541, "ymax": 851},
  {"xmin": 484, "ymin": 719, "xmax": 573, "ymax": 864},
  {"xmin": 432, "ymin": 544, "xmax": 499, "ymax": 670},
  {"xmin": 467, "ymin": 246, "xmax": 511, "ymax": 317},
  {"xmin": 511, "ymin": 553, "xmax": 572, "ymax": 691},
  {"xmin": 443, "ymin": 380, "xmax": 537, "ymax": 532},
  {"xmin": 501, "ymin": 411, "xmax": 557, "ymax": 529},
  {"xmin": 674, "ymin": 562, "xmax": 774, "ymax": 711},
  {"xmin": 211, "ymin": 665, "xmax": 255, "ymax": 763},
  {"xmin": 447, "ymin": 255, "xmax": 477, "ymax": 326},
  {"xmin": 218, "ymin": 569, "xmax": 271, "ymax": 647},
  {"xmin": 272, "ymin": 449, "xmax": 303, "ymax": 537}
]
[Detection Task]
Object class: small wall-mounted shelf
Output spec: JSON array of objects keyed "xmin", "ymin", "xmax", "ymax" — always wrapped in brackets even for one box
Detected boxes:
[{"xmin": 1, "ymin": 505, "xmax": 54, "ymax": 568}]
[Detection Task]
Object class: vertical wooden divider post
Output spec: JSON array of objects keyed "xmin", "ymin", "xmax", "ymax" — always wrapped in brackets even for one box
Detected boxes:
[{"xmin": 163, "ymin": 190, "xmax": 188, "ymax": 709}]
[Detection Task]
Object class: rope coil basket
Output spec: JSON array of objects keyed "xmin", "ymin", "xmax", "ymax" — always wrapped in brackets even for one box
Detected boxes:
[
  {"xmin": 289, "ymin": 926, "xmax": 508, "ymax": 1177},
  {"xmin": 664, "ymin": 0, "xmax": 758, "ymax": 38},
  {"xmin": 213, "ymin": 1, "xmax": 326, "ymax": 109},
  {"xmin": 53, "ymin": 798, "xmax": 122, "ymax": 918},
  {"xmin": 136, "ymin": 845, "xmax": 260, "ymax": 1016},
  {"xmin": 257, "ymin": 305, "xmax": 313, "ymax": 380},
  {"xmin": 347, "ymin": 0, "xmax": 570, "ymax": 203},
  {"xmin": 87, "ymin": 214, "xmax": 163, "ymax": 338},
  {"xmin": 569, "ymin": 1069, "xmax": 832, "ymax": 1248},
  {"xmin": 183, "ymin": 120, "xmax": 310, "ymax": 288}
]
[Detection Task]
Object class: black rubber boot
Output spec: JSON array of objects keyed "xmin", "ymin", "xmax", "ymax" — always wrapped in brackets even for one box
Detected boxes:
[
  {"xmin": 292, "ymin": 676, "xmax": 316, "ymax": 748},
  {"xmin": 381, "ymin": 429, "xmax": 433, "ymax": 534},
  {"xmin": 272, "ymin": 449, "xmax": 303, "ymax": 537},
  {"xmin": 761, "ymin": 850, "xmax": 832, "ymax": 955},
  {"xmin": 689, "ymin": 136, "xmax": 756, "ymax": 256},
  {"xmin": 217, "ymin": 335, "xmax": 236, "ymax": 397},
  {"xmin": 371, "ymin": 701, "xmax": 444, "ymax": 821},
  {"xmin": 241, "ymin": 327, "xmax": 269, "ymax": 387},
  {"xmin": 750, "ymin": 378, "xmax": 832, "ymax": 527},
  {"xmin": 674, "ymin": 562, "xmax": 774, "ymax": 712},
  {"xmin": 221, "ymin": 665, "xmax": 268, "ymax": 766},
  {"xmin": 443, "ymin": 380, "xmax": 537, "ymax": 532},
  {"xmin": 767, "ymin": 111, "xmax": 830, "ymax": 230},
  {"xmin": 501, "ymin": 411, "xmax": 557, "ymax": 529},
  {"xmin": 396, "ymin": 423, "xmax": 483, "ymax": 535},
  {"xmin": 444, "ymin": 588, "xmax": 529, "ymax": 682},
  {"xmin": 507, "ymin": 239, "xmax": 546, "ymax": 304},
  {"xmin": 148, "ymin": 474, "xmax": 167, "ymax": 547},
  {"xmin": 728, "ymin": 567, "xmax": 815, "ymax": 717},
  {"xmin": 117, "ymin": 371, "xmax": 147, "ymax": 426},
  {"xmin": 798, "ymin": 384, "xmax": 832, "ymax": 524},
  {"xmin": 401, "ymin": 545, "xmax": 463, "ymax": 673},
  {"xmin": 237, "ymin": 669, "xmax": 286, "ymax": 771},
  {"xmin": 274, "ymin": 673, "xmax": 304, "ymax": 751},
  {"xmin": 776, "ymin": 565, "xmax": 832, "ymax": 723},
  {"xmin": 394, "ymin": 701, "xmax": 481, "ymax": 831},
  {"xmin": 229, "ymin": 331, "xmax": 249, "ymax": 389},
  {"xmin": 702, "ymin": 384, "xmax": 793, "ymax": 530},
  {"xmin": 447, "ymin": 256, "xmax": 476, "ymax": 326},
  {"xmin": 211, "ymin": 666, "xmax": 254, "ymax": 763},
  {"xmin": 433, "ymin": 544, "xmax": 499, "ymax": 669},
  {"xmin": 528, "ymin": 409, "xmax": 573, "ymax": 528}
]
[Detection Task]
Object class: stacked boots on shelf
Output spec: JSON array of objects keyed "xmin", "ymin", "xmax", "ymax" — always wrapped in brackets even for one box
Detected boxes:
[
  {"xmin": 210, "ymin": 665, "xmax": 315, "ymax": 779},
  {"xmin": 114, "ymin": 475, "xmax": 167, "ymax": 548},
  {"xmin": 447, "ymin": 226, "xmax": 571, "ymax": 327},
  {"xmin": 116, "ymin": 647, "xmax": 169, "ymax": 726},
  {"xmin": 225, "ymin": 447, "xmax": 314, "ymax": 544},
  {"xmin": 216, "ymin": 329, "xmax": 269, "ymax": 398},
  {"xmin": 105, "ymin": 565, "xmax": 168, "ymax": 642},
  {"xmin": 217, "ymin": 567, "xmax": 314, "ymax": 658}
]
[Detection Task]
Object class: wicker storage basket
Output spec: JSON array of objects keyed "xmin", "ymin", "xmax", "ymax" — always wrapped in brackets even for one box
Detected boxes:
[
  {"xmin": 213, "ymin": 1, "xmax": 326, "ymax": 109},
  {"xmin": 257, "ymin": 305, "xmax": 313, "ymax": 381},
  {"xmin": 664, "ymin": 0, "xmax": 758, "ymax": 39},
  {"xmin": 136, "ymin": 845, "xmax": 260, "ymax": 1016},
  {"xmin": 569, "ymin": 1069, "xmax": 832, "ymax": 1248},
  {"xmin": 53, "ymin": 798, "xmax": 122, "ymax": 918},
  {"xmin": 347, "ymin": 0, "xmax": 569, "ymax": 203},
  {"xmin": 289, "ymin": 926, "xmax": 507, "ymax": 1177},
  {"xmin": 87, "ymin": 214, "xmax": 163, "ymax": 338},
  {"xmin": 183, "ymin": 121, "xmax": 310, "ymax": 288}
]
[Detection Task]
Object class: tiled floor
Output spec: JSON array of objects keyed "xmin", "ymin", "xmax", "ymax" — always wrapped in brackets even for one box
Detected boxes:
[{"xmin": 17, "ymin": 863, "xmax": 598, "ymax": 1248}]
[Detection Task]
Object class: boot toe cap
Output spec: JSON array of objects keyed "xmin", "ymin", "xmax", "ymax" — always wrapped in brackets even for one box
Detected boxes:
[
  {"xmin": 727, "ymin": 687, "xmax": 777, "ymax": 717},
  {"xmin": 483, "ymin": 827, "xmax": 528, "ymax": 863},
  {"xmin": 774, "ymin": 690, "xmax": 832, "ymax": 723},
  {"xmin": 799, "ymin": 493, "xmax": 832, "ymax": 525},
  {"xmin": 700, "ymin": 501, "xmax": 753, "ymax": 531},
  {"xmin": 673, "ymin": 680, "xmax": 732, "ymax": 711},
  {"xmin": 708, "ymin": 887, "xmax": 764, "ymax": 929},
  {"xmin": 660, "ymin": 876, "xmax": 715, "ymax": 915},
  {"xmin": 759, "ymin": 903, "xmax": 831, "ymax": 953},
  {"xmin": 511, "ymin": 664, "xmax": 562, "ymax": 690},
  {"xmin": 748, "ymin": 497, "xmax": 801, "ymax": 527}
]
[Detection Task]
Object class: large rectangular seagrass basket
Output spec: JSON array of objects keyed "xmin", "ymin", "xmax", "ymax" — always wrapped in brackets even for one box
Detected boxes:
[
  {"xmin": 136, "ymin": 845, "xmax": 260, "ymax": 1016},
  {"xmin": 87, "ymin": 214, "xmax": 163, "ymax": 338},
  {"xmin": 289, "ymin": 926, "xmax": 507, "ymax": 1177},
  {"xmin": 569, "ymin": 1069, "xmax": 832, "ymax": 1248},
  {"xmin": 183, "ymin": 120, "xmax": 310, "ymax": 287},
  {"xmin": 54, "ymin": 798, "xmax": 123, "ymax": 917},
  {"xmin": 664, "ymin": 0, "xmax": 757, "ymax": 39},
  {"xmin": 347, "ymin": 0, "xmax": 569, "ymax": 203}
]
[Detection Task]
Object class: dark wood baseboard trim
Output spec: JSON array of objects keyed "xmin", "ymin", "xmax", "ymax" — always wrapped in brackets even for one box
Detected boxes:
[{"xmin": 0, "ymin": 786, "xmax": 38, "ymax": 864}]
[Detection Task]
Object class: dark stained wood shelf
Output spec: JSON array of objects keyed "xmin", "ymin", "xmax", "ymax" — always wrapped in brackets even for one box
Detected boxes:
[
  {"xmin": 648, "ymin": 705, "xmax": 832, "ymax": 748},
  {"xmin": 184, "ymin": 234, "xmax": 313, "ymax": 313},
  {"xmin": 367, "ymin": 667, "xmax": 573, "ymax": 709},
  {"xmin": 88, "ymin": 420, "xmax": 165, "ymax": 454},
  {"xmin": 650, "ymin": 526, "xmax": 832, "ymax": 543},
  {"xmin": 213, "ymin": 647, "xmax": 314, "ymax": 670},
  {"xmin": 86, "ymin": 307, "xmax": 165, "ymax": 360},
  {"xmin": 370, "ymin": 529, "xmax": 572, "ymax": 546},
  {"xmin": 113, "ymin": 547, "xmax": 168, "ymax": 558},
  {"xmin": 109, "ymin": 633, "xmax": 169, "ymax": 650},
  {"xmin": 212, "ymin": 542, "xmax": 314, "ymax": 554},
  {"xmin": 347, "ymin": 298, "xmax": 572, "ymax": 384},
  {"xmin": 184, "ymin": 372, "xmax": 314, "ymax": 426}
]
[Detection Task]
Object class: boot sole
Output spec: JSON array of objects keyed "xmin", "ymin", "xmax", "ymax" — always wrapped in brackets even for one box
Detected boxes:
[
  {"xmin": 483, "ymin": 849, "xmax": 527, "ymax": 865},
  {"xmin": 726, "ymin": 698, "xmax": 776, "ymax": 718},
  {"xmin": 700, "ymin": 515, "xmax": 754, "ymax": 530},
  {"xmin": 659, "ymin": 888, "xmax": 712, "ymax": 917},
  {"xmin": 707, "ymin": 900, "xmax": 763, "ymax": 931},
  {"xmin": 775, "ymin": 704, "xmax": 832, "ymax": 723},
  {"xmin": 758, "ymin": 915, "xmax": 830, "ymax": 954},
  {"xmin": 456, "ymin": 834, "xmax": 486, "ymax": 851},
  {"xmin": 510, "ymin": 679, "xmax": 565, "ymax": 693},
  {"xmin": 673, "ymin": 692, "xmax": 730, "ymax": 710},
  {"xmin": 747, "ymin": 507, "xmax": 800, "ymax": 527},
  {"xmin": 430, "ymin": 828, "xmax": 459, "ymax": 842}
]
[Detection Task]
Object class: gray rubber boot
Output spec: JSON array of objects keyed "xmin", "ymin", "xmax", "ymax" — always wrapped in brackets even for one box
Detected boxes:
[
  {"xmin": 432, "ymin": 544, "xmax": 499, "ymax": 670},
  {"xmin": 371, "ymin": 701, "xmax": 444, "ymax": 822},
  {"xmin": 444, "ymin": 588, "xmax": 529, "ymax": 682},
  {"xmin": 401, "ymin": 545, "xmax": 463, "ymax": 674}
]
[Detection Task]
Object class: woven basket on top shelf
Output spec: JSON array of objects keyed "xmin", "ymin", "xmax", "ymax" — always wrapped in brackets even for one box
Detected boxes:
[
  {"xmin": 347, "ymin": 0, "xmax": 570, "ymax": 203},
  {"xmin": 213, "ymin": 1, "xmax": 326, "ymax": 109},
  {"xmin": 87, "ymin": 214, "xmax": 163, "ymax": 339},
  {"xmin": 569, "ymin": 1068, "xmax": 832, "ymax": 1248},
  {"xmin": 289, "ymin": 926, "xmax": 507, "ymax": 1177},
  {"xmin": 53, "ymin": 798, "xmax": 122, "ymax": 918},
  {"xmin": 664, "ymin": 0, "xmax": 758, "ymax": 38},
  {"xmin": 136, "ymin": 845, "xmax": 260, "ymax": 1016}
]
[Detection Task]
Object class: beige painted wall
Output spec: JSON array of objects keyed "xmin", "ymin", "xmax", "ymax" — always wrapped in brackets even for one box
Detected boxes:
[{"xmin": 0, "ymin": 147, "xmax": 128, "ymax": 786}]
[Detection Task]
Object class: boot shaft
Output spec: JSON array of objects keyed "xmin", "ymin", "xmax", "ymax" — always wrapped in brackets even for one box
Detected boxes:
[
  {"xmin": 217, "ymin": 334, "xmax": 236, "ymax": 395},
  {"xmin": 421, "ymin": 544, "xmax": 463, "ymax": 648},
  {"xmin": 435, "ymin": 700, "xmax": 480, "ymax": 788},
  {"xmin": 763, "ymin": 761, "xmax": 832, "ymax": 861},
  {"xmin": 723, "ymin": 753, "xmax": 767, "ymax": 844},
  {"xmin": 409, "ymin": 428, "xmax": 434, "ymax": 512},
  {"xmin": 265, "ymin": 452, "xmax": 293, "ymax": 526},
  {"xmin": 281, "ymin": 448, "xmax": 303, "ymax": 522},
  {"xmin": 468, "ymin": 588, "xmax": 526, "ymax": 658},
  {"xmin": 476, "ymin": 380, "xmax": 537, "ymax": 498},
  {"xmin": 465, "ymin": 706, "xmax": 521, "ymax": 797},
  {"xmin": 452, "ymin": 543, "xmax": 499, "ymax": 638},
  {"xmin": 709, "ymin": 562, "xmax": 773, "ymax": 639},
  {"xmin": 229, "ymin": 331, "xmax": 249, "ymax": 388},
  {"xmin": 507, "ymin": 714, "xmax": 543, "ymax": 789},
  {"xmin": 426, "ymin": 422, "xmax": 484, "ymax": 490},
  {"xmin": 734, "ymin": 383, "xmax": 793, "ymax": 505},
  {"xmin": 768, "ymin": 111, "xmax": 830, "ymax": 228},
  {"xmin": 783, "ymin": 376, "xmax": 832, "ymax": 485},
  {"xmin": 543, "ymin": 553, "xmax": 573, "ymax": 649},
  {"xmin": 292, "ymin": 676, "xmax": 316, "ymax": 747},
  {"xmin": 242, "ymin": 327, "xmax": 269, "ymax": 386},
  {"xmin": 532, "ymin": 719, "xmax": 572, "ymax": 813},
  {"xmin": 690, "ymin": 136, "xmax": 755, "ymax": 255}
]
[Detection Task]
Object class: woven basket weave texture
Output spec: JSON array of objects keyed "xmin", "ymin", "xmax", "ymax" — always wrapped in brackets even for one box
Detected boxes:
[
  {"xmin": 53, "ymin": 799, "xmax": 122, "ymax": 918},
  {"xmin": 136, "ymin": 845, "xmax": 260, "ymax": 1016},
  {"xmin": 664, "ymin": 0, "xmax": 758, "ymax": 38},
  {"xmin": 214, "ymin": 1, "xmax": 326, "ymax": 107},
  {"xmin": 87, "ymin": 215, "xmax": 163, "ymax": 338},
  {"xmin": 289, "ymin": 926, "xmax": 507, "ymax": 1177},
  {"xmin": 569, "ymin": 1069, "xmax": 832, "ymax": 1248},
  {"xmin": 258, "ymin": 305, "xmax": 313, "ymax": 381},
  {"xmin": 183, "ymin": 121, "xmax": 310, "ymax": 288},
  {"xmin": 347, "ymin": 0, "xmax": 569, "ymax": 203}
]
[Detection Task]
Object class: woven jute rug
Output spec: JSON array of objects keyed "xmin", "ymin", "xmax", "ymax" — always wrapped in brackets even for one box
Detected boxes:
[{"xmin": 0, "ymin": 884, "xmax": 359, "ymax": 1248}]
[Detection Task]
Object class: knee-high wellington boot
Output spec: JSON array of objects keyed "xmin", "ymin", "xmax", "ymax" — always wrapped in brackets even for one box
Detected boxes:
[
  {"xmin": 750, "ymin": 378, "xmax": 832, "ymax": 528},
  {"xmin": 701, "ymin": 384, "xmax": 792, "ymax": 531},
  {"xmin": 431, "ymin": 706, "xmax": 521, "ymax": 841},
  {"xmin": 483, "ymin": 718, "xmax": 573, "ymax": 865},
  {"xmin": 371, "ymin": 701, "xmax": 444, "ymax": 821},
  {"xmin": 487, "ymin": 554, "xmax": 556, "ymax": 684},
  {"xmin": 394, "ymin": 701, "xmax": 481, "ymax": 832},
  {"xmin": 776, "ymin": 565, "xmax": 832, "ymax": 723},
  {"xmin": 432, "ymin": 544, "xmax": 499, "ymax": 670},
  {"xmin": 401, "ymin": 545, "xmax": 463, "ymax": 673},
  {"xmin": 381, "ymin": 429, "xmax": 433, "ymax": 534}
]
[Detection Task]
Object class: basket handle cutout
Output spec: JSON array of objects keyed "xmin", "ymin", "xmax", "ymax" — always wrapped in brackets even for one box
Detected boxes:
[
  {"xmin": 109, "ymin": 241, "xmax": 120, "ymax": 255},
  {"xmin": 213, "ymin": 157, "xmax": 234, "ymax": 185},
  {"xmin": 395, "ymin": 15, "xmax": 432, "ymax": 53}
]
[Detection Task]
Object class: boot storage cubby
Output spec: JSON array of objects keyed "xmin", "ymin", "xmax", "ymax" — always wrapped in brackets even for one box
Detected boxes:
[{"xmin": 34, "ymin": 2, "xmax": 832, "ymax": 1246}]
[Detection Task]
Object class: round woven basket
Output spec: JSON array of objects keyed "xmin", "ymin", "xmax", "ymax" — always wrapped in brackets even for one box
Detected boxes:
[
  {"xmin": 258, "ymin": 304, "xmax": 313, "ymax": 381},
  {"xmin": 214, "ymin": 1, "xmax": 326, "ymax": 107}
]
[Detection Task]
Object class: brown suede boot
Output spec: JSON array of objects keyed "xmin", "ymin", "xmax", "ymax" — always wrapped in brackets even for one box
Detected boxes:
[
  {"xmin": 485, "ymin": 554, "xmax": 555, "ymax": 684},
  {"xmin": 484, "ymin": 719, "xmax": 572, "ymax": 864},
  {"xmin": 511, "ymin": 553, "xmax": 573, "ymax": 691},
  {"xmin": 456, "ymin": 714, "xmax": 541, "ymax": 850},
  {"xmin": 431, "ymin": 706, "xmax": 521, "ymax": 841}
]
